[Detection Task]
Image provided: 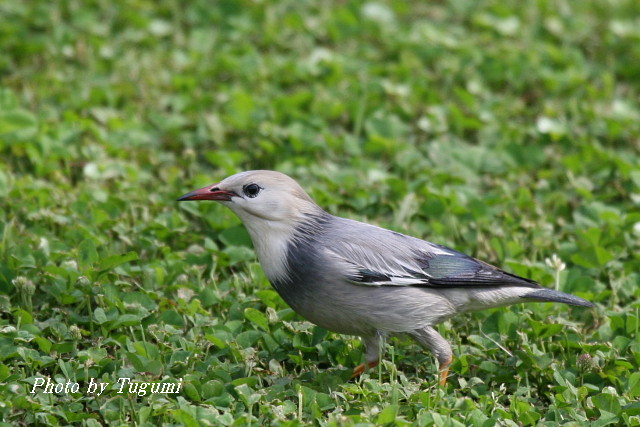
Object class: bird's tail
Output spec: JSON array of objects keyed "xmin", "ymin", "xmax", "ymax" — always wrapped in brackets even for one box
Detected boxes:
[{"xmin": 522, "ymin": 288, "xmax": 594, "ymax": 307}]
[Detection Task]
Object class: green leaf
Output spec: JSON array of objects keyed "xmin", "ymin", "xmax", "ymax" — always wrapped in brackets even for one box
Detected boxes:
[
  {"xmin": 159, "ymin": 310, "xmax": 185, "ymax": 327},
  {"xmin": 202, "ymin": 380, "xmax": 225, "ymax": 399},
  {"xmin": 13, "ymin": 309, "xmax": 33, "ymax": 324},
  {"xmin": 198, "ymin": 287, "xmax": 220, "ymax": 308},
  {"xmin": 87, "ymin": 347, "xmax": 108, "ymax": 363},
  {"xmin": 623, "ymin": 402, "xmax": 640, "ymax": 417},
  {"xmin": 126, "ymin": 352, "xmax": 147, "ymax": 371},
  {"xmin": 171, "ymin": 409, "xmax": 200, "ymax": 427},
  {"xmin": 0, "ymin": 109, "xmax": 38, "ymax": 143},
  {"xmin": 0, "ymin": 363, "xmax": 10, "ymax": 381},
  {"xmin": 122, "ymin": 292, "xmax": 157, "ymax": 311},
  {"xmin": 244, "ymin": 308, "xmax": 269, "ymax": 332},
  {"xmin": 377, "ymin": 404, "xmax": 400, "ymax": 424},
  {"xmin": 235, "ymin": 330, "xmax": 262, "ymax": 348},
  {"xmin": 78, "ymin": 239, "xmax": 99, "ymax": 270},
  {"xmin": 93, "ymin": 308, "xmax": 108, "ymax": 325},
  {"xmin": 111, "ymin": 314, "xmax": 142, "ymax": 329},
  {"xmin": 183, "ymin": 382, "xmax": 201, "ymax": 402},
  {"xmin": 133, "ymin": 341, "xmax": 159, "ymax": 359},
  {"xmin": 205, "ymin": 333, "xmax": 228, "ymax": 349},
  {"xmin": 98, "ymin": 252, "xmax": 139, "ymax": 272},
  {"xmin": 33, "ymin": 336, "xmax": 52, "ymax": 353},
  {"xmin": 222, "ymin": 246, "xmax": 255, "ymax": 265},
  {"xmin": 479, "ymin": 360, "xmax": 498, "ymax": 373},
  {"xmin": 219, "ymin": 226, "xmax": 252, "ymax": 247},
  {"xmin": 145, "ymin": 360, "xmax": 163, "ymax": 376},
  {"xmin": 595, "ymin": 246, "xmax": 614, "ymax": 267},
  {"xmin": 628, "ymin": 372, "xmax": 640, "ymax": 398},
  {"xmin": 592, "ymin": 392, "xmax": 622, "ymax": 416},
  {"xmin": 169, "ymin": 350, "xmax": 190, "ymax": 365},
  {"xmin": 235, "ymin": 383, "xmax": 261, "ymax": 406},
  {"xmin": 592, "ymin": 410, "xmax": 619, "ymax": 427}
]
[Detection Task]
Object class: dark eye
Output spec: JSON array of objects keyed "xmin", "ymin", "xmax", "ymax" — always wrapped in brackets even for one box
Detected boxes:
[{"xmin": 243, "ymin": 183, "xmax": 262, "ymax": 198}]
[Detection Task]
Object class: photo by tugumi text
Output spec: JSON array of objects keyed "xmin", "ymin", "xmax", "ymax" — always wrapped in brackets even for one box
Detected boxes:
[{"xmin": 30, "ymin": 377, "xmax": 183, "ymax": 397}]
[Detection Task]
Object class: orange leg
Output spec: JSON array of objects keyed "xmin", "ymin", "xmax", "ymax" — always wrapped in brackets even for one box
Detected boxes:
[
  {"xmin": 351, "ymin": 334, "xmax": 385, "ymax": 379},
  {"xmin": 409, "ymin": 327, "xmax": 453, "ymax": 387},
  {"xmin": 350, "ymin": 360, "xmax": 379, "ymax": 379},
  {"xmin": 438, "ymin": 354, "xmax": 453, "ymax": 386}
]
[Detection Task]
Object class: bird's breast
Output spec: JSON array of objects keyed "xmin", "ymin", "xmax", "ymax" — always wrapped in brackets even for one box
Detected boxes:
[{"xmin": 244, "ymin": 221, "xmax": 294, "ymax": 285}]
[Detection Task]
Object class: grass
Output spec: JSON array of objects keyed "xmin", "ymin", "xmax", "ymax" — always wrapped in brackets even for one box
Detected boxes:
[{"xmin": 1, "ymin": 0, "xmax": 639, "ymax": 425}]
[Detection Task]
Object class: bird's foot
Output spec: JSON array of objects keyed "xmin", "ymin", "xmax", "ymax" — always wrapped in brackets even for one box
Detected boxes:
[
  {"xmin": 438, "ymin": 355, "xmax": 453, "ymax": 386},
  {"xmin": 350, "ymin": 360, "xmax": 379, "ymax": 379}
]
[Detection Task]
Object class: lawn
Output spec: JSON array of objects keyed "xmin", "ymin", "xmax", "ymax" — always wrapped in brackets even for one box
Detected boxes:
[{"xmin": 1, "ymin": 0, "xmax": 639, "ymax": 425}]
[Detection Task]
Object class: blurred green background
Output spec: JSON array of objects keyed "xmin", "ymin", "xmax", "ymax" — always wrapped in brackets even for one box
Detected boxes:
[{"xmin": 1, "ymin": 0, "xmax": 639, "ymax": 425}]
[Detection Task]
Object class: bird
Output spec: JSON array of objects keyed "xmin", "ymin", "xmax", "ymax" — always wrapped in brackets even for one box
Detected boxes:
[{"xmin": 178, "ymin": 170, "xmax": 594, "ymax": 385}]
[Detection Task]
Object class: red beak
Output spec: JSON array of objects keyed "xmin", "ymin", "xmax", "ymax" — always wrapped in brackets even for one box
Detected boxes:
[{"xmin": 177, "ymin": 183, "xmax": 237, "ymax": 201}]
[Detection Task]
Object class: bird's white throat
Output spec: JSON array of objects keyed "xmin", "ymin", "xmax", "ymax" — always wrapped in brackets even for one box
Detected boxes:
[{"xmin": 233, "ymin": 211, "xmax": 296, "ymax": 283}]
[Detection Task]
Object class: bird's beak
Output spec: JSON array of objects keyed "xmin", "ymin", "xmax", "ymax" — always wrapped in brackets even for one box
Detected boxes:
[{"xmin": 177, "ymin": 183, "xmax": 237, "ymax": 202}]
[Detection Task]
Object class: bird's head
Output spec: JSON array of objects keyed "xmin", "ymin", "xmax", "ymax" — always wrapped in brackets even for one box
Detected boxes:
[
  {"xmin": 177, "ymin": 170, "xmax": 321, "ymax": 225},
  {"xmin": 178, "ymin": 170, "xmax": 324, "ymax": 282}
]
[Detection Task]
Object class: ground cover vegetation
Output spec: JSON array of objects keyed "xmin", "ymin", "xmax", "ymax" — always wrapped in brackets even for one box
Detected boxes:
[{"xmin": 1, "ymin": 0, "xmax": 639, "ymax": 425}]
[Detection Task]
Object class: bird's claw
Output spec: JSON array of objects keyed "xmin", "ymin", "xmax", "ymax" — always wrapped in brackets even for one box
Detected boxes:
[{"xmin": 350, "ymin": 361, "xmax": 379, "ymax": 379}]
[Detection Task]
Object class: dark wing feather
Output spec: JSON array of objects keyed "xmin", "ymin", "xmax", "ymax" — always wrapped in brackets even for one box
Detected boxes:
[
  {"xmin": 418, "ymin": 253, "xmax": 540, "ymax": 288},
  {"xmin": 323, "ymin": 218, "xmax": 540, "ymax": 289}
]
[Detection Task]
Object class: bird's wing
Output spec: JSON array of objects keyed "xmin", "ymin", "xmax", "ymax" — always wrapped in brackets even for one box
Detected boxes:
[{"xmin": 323, "ymin": 220, "xmax": 539, "ymax": 289}]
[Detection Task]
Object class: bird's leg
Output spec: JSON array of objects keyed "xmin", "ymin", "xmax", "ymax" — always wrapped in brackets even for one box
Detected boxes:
[
  {"xmin": 409, "ymin": 326, "xmax": 453, "ymax": 386},
  {"xmin": 438, "ymin": 353, "xmax": 453, "ymax": 386},
  {"xmin": 351, "ymin": 333, "xmax": 385, "ymax": 379},
  {"xmin": 350, "ymin": 360, "xmax": 379, "ymax": 378}
]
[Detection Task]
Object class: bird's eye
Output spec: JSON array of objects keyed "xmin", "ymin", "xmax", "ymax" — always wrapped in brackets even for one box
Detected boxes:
[{"xmin": 243, "ymin": 183, "xmax": 262, "ymax": 198}]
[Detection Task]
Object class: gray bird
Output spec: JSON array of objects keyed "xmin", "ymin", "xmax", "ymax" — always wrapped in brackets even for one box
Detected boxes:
[{"xmin": 178, "ymin": 170, "xmax": 594, "ymax": 385}]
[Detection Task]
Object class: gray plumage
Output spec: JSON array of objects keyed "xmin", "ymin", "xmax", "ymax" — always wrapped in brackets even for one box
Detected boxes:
[{"xmin": 178, "ymin": 170, "xmax": 594, "ymax": 384}]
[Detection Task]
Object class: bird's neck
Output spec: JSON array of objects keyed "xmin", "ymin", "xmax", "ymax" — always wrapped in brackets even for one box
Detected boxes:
[
  {"xmin": 241, "ymin": 210, "xmax": 331, "ymax": 284},
  {"xmin": 244, "ymin": 219, "xmax": 296, "ymax": 283}
]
